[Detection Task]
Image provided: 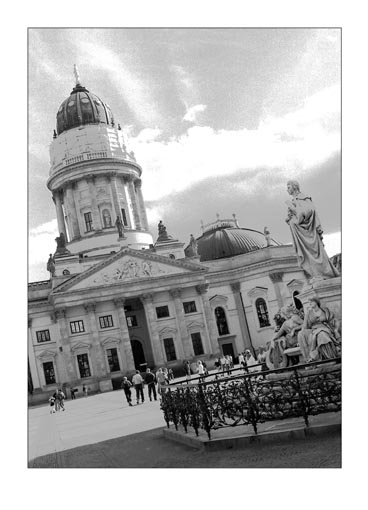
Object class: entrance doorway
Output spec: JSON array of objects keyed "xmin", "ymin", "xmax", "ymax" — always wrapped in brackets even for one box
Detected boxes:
[
  {"xmin": 130, "ymin": 339, "xmax": 146, "ymax": 369},
  {"xmin": 221, "ymin": 342, "xmax": 235, "ymax": 359}
]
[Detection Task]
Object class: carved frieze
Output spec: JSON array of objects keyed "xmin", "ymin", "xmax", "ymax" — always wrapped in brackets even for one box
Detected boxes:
[{"xmin": 92, "ymin": 258, "xmax": 167, "ymax": 285}]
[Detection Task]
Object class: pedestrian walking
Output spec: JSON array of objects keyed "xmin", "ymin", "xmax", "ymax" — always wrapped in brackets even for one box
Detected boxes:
[
  {"xmin": 145, "ymin": 368, "xmax": 157, "ymax": 401},
  {"xmin": 83, "ymin": 384, "xmax": 88, "ymax": 397},
  {"xmin": 49, "ymin": 395, "xmax": 56, "ymax": 414},
  {"xmin": 214, "ymin": 358, "xmax": 221, "ymax": 372},
  {"xmin": 197, "ymin": 360, "xmax": 205, "ymax": 381},
  {"xmin": 168, "ymin": 368, "xmax": 174, "ymax": 381},
  {"xmin": 132, "ymin": 370, "xmax": 145, "ymax": 404},
  {"xmin": 156, "ymin": 368, "xmax": 168, "ymax": 395},
  {"xmin": 70, "ymin": 388, "xmax": 76, "ymax": 400},
  {"xmin": 184, "ymin": 361, "xmax": 191, "ymax": 380},
  {"xmin": 238, "ymin": 352, "xmax": 245, "ymax": 367},
  {"xmin": 220, "ymin": 355, "xmax": 227, "ymax": 374},
  {"xmin": 121, "ymin": 377, "xmax": 133, "ymax": 406},
  {"xmin": 202, "ymin": 360, "xmax": 209, "ymax": 376}
]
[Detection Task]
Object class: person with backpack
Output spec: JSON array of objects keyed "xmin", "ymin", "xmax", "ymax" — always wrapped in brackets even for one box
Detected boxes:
[{"xmin": 121, "ymin": 377, "xmax": 133, "ymax": 406}]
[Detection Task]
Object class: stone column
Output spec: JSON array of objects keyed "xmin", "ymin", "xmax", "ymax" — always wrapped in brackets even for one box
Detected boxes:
[
  {"xmin": 83, "ymin": 302, "xmax": 106, "ymax": 377},
  {"xmin": 169, "ymin": 289, "xmax": 188, "ymax": 359},
  {"xmin": 269, "ymin": 272, "xmax": 284, "ymax": 308},
  {"xmin": 109, "ymin": 172, "xmax": 121, "ymax": 220},
  {"xmin": 192, "ymin": 291, "xmax": 213, "ymax": 355},
  {"xmin": 87, "ymin": 175, "xmax": 103, "ymax": 231},
  {"xmin": 127, "ymin": 176, "xmax": 142, "ymax": 230},
  {"xmin": 28, "ymin": 318, "xmax": 41, "ymax": 389},
  {"xmin": 231, "ymin": 282, "xmax": 253, "ymax": 352},
  {"xmin": 72, "ymin": 183, "xmax": 85, "ymax": 237},
  {"xmin": 55, "ymin": 308, "xmax": 77, "ymax": 382},
  {"xmin": 135, "ymin": 179, "xmax": 149, "ymax": 230},
  {"xmin": 65, "ymin": 182, "xmax": 81, "ymax": 240},
  {"xmin": 53, "ymin": 191, "xmax": 67, "ymax": 238},
  {"xmin": 141, "ymin": 293, "xmax": 166, "ymax": 365},
  {"xmin": 113, "ymin": 298, "xmax": 136, "ymax": 372},
  {"xmin": 196, "ymin": 284, "xmax": 220, "ymax": 354}
]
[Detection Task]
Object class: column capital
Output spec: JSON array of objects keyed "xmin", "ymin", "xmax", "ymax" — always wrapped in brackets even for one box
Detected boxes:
[
  {"xmin": 86, "ymin": 174, "xmax": 96, "ymax": 183},
  {"xmin": 269, "ymin": 272, "xmax": 284, "ymax": 283},
  {"xmin": 169, "ymin": 288, "xmax": 182, "ymax": 299},
  {"xmin": 113, "ymin": 297, "xmax": 126, "ymax": 308},
  {"xmin": 230, "ymin": 281, "xmax": 241, "ymax": 292},
  {"xmin": 195, "ymin": 283, "xmax": 209, "ymax": 295},
  {"xmin": 49, "ymin": 313, "xmax": 57, "ymax": 324},
  {"xmin": 141, "ymin": 293, "xmax": 154, "ymax": 303},
  {"xmin": 55, "ymin": 308, "xmax": 67, "ymax": 320},
  {"xmin": 84, "ymin": 302, "xmax": 97, "ymax": 313},
  {"xmin": 135, "ymin": 178, "xmax": 142, "ymax": 188}
]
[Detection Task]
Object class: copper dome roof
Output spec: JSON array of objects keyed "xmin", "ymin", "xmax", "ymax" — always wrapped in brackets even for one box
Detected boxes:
[
  {"xmin": 56, "ymin": 83, "xmax": 115, "ymax": 135},
  {"xmin": 194, "ymin": 223, "xmax": 281, "ymax": 262}
]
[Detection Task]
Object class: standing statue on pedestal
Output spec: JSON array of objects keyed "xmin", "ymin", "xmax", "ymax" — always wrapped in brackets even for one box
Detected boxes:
[
  {"xmin": 158, "ymin": 220, "xmax": 167, "ymax": 237},
  {"xmin": 285, "ymin": 180, "xmax": 339, "ymax": 280},
  {"xmin": 264, "ymin": 226, "xmax": 272, "ymax": 247},
  {"xmin": 54, "ymin": 232, "xmax": 70, "ymax": 256},
  {"xmin": 115, "ymin": 215, "xmax": 125, "ymax": 239},
  {"xmin": 46, "ymin": 254, "xmax": 56, "ymax": 277},
  {"xmin": 189, "ymin": 234, "xmax": 198, "ymax": 256}
]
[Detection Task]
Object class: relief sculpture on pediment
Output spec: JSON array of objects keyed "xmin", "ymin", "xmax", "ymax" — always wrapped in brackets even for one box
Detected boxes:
[{"xmin": 93, "ymin": 258, "xmax": 167, "ymax": 284}]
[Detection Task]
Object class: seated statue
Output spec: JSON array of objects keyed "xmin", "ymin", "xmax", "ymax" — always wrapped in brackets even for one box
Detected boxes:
[
  {"xmin": 266, "ymin": 306, "xmax": 303, "ymax": 369},
  {"xmin": 298, "ymin": 297, "xmax": 341, "ymax": 362}
]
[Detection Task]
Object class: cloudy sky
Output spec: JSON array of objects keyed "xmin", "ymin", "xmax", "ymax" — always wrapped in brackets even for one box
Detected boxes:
[{"xmin": 29, "ymin": 28, "xmax": 341, "ymax": 282}]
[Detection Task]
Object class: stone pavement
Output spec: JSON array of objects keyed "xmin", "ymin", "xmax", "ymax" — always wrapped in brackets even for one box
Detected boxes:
[{"xmin": 28, "ymin": 389, "xmax": 165, "ymax": 462}]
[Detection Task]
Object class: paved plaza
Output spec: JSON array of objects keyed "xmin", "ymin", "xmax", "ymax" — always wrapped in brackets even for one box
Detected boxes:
[
  {"xmin": 29, "ymin": 389, "xmax": 165, "ymax": 462},
  {"xmin": 29, "ymin": 383, "xmax": 341, "ymax": 468}
]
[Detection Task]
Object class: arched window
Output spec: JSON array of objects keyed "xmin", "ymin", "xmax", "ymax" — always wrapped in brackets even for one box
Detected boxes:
[
  {"xmin": 215, "ymin": 306, "xmax": 229, "ymax": 336},
  {"xmin": 256, "ymin": 298, "xmax": 270, "ymax": 328},
  {"xmin": 293, "ymin": 291, "xmax": 303, "ymax": 311},
  {"xmin": 102, "ymin": 209, "xmax": 112, "ymax": 228}
]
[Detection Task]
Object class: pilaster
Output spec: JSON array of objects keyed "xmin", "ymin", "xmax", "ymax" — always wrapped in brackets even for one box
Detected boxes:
[
  {"xmin": 169, "ymin": 289, "xmax": 188, "ymax": 359},
  {"xmin": 28, "ymin": 318, "xmax": 41, "ymax": 389},
  {"xmin": 65, "ymin": 182, "xmax": 81, "ymax": 239},
  {"xmin": 55, "ymin": 308, "xmax": 77, "ymax": 381},
  {"xmin": 110, "ymin": 173, "xmax": 121, "ymax": 220},
  {"xmin": 269, "ymin": 272, "xmax": 284, "ymax": 308},
  {"xmin": 113, "ymin": 298, "xmax": 136, "ymax": 372},
  {"xmin": 141, "ymin": 294, "xmax": 165, "ymax": 365},
  {"xmin": 195, "ymin": 284, "xmax": 219, "ymax": 354},
  {"xmin": 83, "ymin": 302, "xmax": 106, "ymax": 377},
  {"xmin": 230, "ymin": 281, "xmax": 253, "ymax": 352}
]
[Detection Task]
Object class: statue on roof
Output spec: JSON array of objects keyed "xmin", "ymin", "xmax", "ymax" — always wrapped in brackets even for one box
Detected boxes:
[
  {"xmin": 264, "ymin": 226, "xmax": 272, "ymax": 247},
  {"xmin": 74, "ymin": 64, "xmax": 81, "ymax": 86},
  {"xmin": 189, "ymin": 234, "xmax": 198, "ymax": 256},
  {"xmin": 46, "ymin": 254, "xmax": 56, "ymax": 278},
  {"xmin": 158, "ymin": 220, "xmax": 167, "ymax": 237},
  {"xmin": 285, "ymin": 180, "xmax": 339, "ymax": 280}
]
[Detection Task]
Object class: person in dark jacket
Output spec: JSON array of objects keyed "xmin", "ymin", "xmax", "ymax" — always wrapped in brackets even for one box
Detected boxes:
[
  {"xmin": 145, "ymin": 368, "xmax": 157, "ymax": 401},
  {"xmin": 121, "ymin": 377, "xmax": 133, "ymax": 406}
]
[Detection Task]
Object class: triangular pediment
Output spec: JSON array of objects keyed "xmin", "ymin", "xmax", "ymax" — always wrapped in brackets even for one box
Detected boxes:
[
  {"xmin": 71, "ymin": 341, "xmax": 92, "ymax": 352},
  {"xmin": 53, "ymin": 248, "xmax": 206, "ymax": 293}
]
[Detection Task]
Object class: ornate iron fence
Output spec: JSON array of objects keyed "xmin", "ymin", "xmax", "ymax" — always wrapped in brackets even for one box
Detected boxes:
[{"xmin": 160, "ymin": 358, "xmax": 341, "ymax": 439}]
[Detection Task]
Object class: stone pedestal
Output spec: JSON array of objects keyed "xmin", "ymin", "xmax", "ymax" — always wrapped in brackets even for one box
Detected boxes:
[{"xmin": 298, "ymin": 276, "xmax": 341, "ymax": 319}]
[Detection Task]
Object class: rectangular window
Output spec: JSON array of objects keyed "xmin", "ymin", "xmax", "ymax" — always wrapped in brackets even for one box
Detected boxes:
[
  {"xmin": 36, "ymin": 329, "xmax": 51, "ymax": 343},
  {"xmin": 99, "ymin": 315, "xmax": 114, "ymax": 329},
  {"xmin": 191, "ymin": 332, "xmax": 204, "ymax": 356},
  {"xmin": 84, "ymin": 212, "xmax": 93, "ymax": 232},
  {"xmin": 183, "ymin": 301, "xmax": 197, "ymax": 314},
  {"xmin": 70, "ymin": 320, "xmax": 85, "ymax": 334},
  {"xmin": 43, "ymin": 361, "xmax": 56, "ymax": 385},
  {"xmin": 77, "ymin": 353, "xmax": 91, "ymax": 378},
  {"xmin": 163, "ymin": 337, "xmax": 177, "ymax": 361},
  {"xmin": 156, "ymin": 305, "xmax": 170, "ymax": 319},
  {"xmin": 126, "ymin": 315, "xmax": 138, "ymax": 328},
  {"xmin": 121, "ymin": 208, "xmax": 128, "ymax": 226},
  {"xmin": 106, "ymin": 348, "xmax": 120, "ymax": 372}
]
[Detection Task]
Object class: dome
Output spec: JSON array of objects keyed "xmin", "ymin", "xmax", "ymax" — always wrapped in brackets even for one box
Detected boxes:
[
  {"xmin": 56, "ymin": 82, "xmax": 115, "ymax": 135},
  {"xmin": 191, "ymin": 218, "xmax": 281, "ymax": 262}
]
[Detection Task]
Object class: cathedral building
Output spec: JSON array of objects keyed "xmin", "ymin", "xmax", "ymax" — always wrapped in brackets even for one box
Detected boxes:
[{"xmin": 28, "ymin": 72, "xmax": 310, "ymax": 401}]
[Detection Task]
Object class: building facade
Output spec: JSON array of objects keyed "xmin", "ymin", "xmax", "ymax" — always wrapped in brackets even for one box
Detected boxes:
[{"xmin": 28, "ymin": 74, "xmax": 310, "ymax": 401}]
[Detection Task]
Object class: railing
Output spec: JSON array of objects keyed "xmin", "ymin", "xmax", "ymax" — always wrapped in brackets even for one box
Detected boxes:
[{"xmin": 160, "ymin": 358, "xmax": 341, "ymax": 439}]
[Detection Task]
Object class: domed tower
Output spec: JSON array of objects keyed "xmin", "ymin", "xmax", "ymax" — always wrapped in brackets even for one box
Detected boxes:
[{"xmin": 47, "ymin": 66, "xmax": 153, "ymax": 260}]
